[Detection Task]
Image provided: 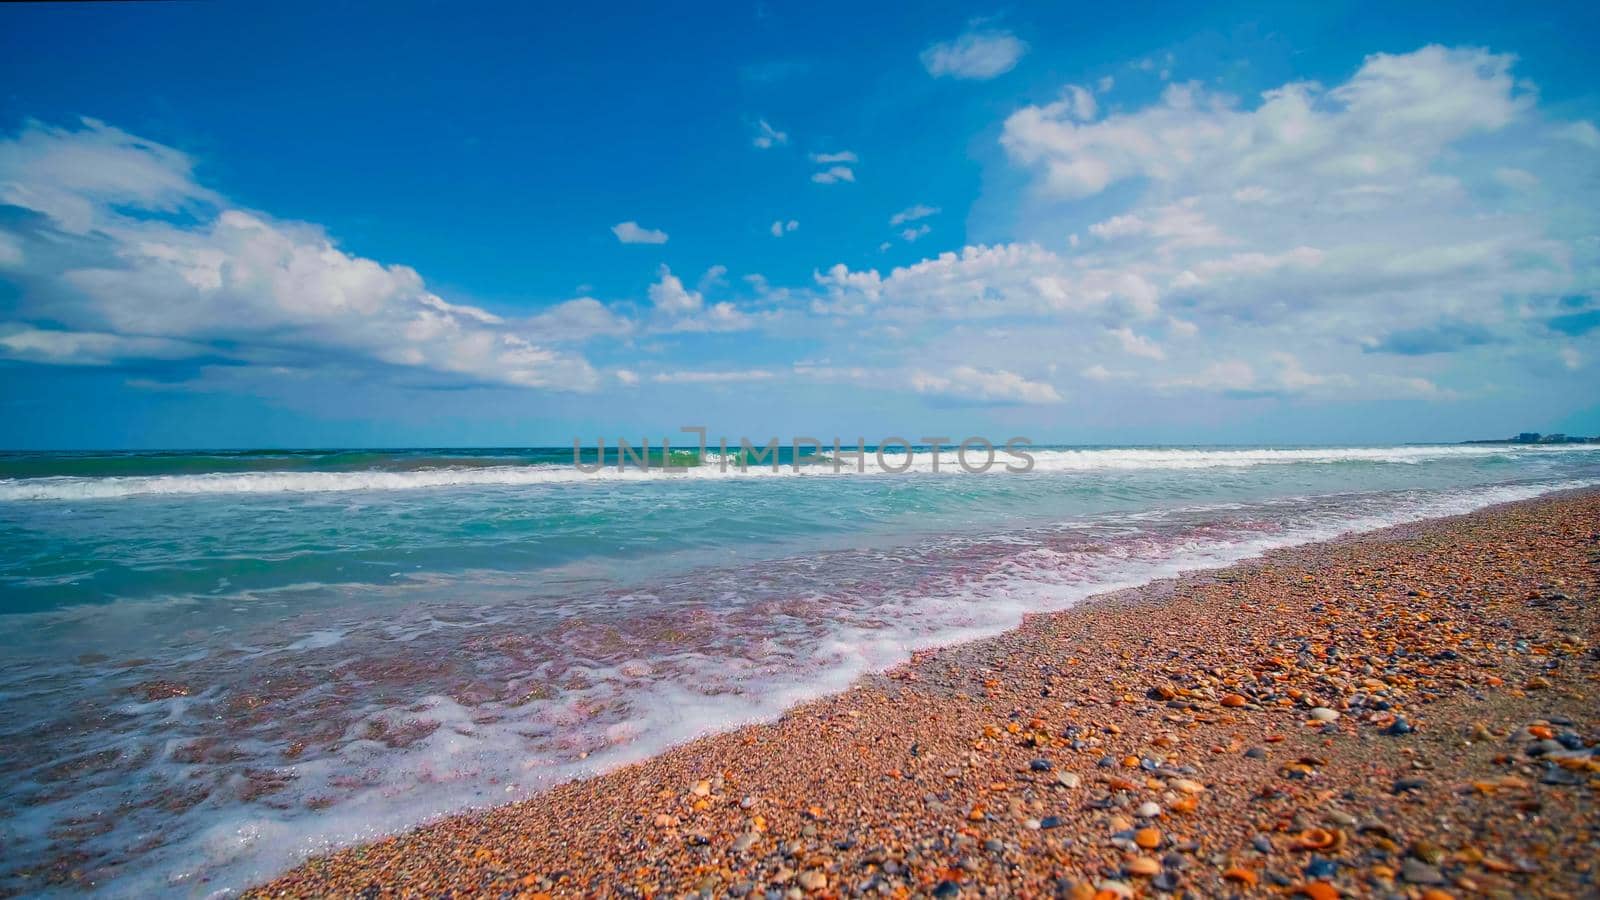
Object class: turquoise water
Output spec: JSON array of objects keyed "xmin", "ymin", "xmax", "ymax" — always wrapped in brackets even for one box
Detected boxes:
[{"xmin": 0, "ymin": 443, "xmax": 1596, "ymax": 895}]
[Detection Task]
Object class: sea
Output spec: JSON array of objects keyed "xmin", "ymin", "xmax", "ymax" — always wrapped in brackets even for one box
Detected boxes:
[{"xmin": 1, "ymin": 443, "xmax": 1597, "ymax": 895}]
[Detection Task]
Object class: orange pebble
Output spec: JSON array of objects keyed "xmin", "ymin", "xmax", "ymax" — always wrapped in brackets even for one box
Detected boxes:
[{"xmin": 1223, "ymin": 867, "xmax": 1258, "ymax": 886}]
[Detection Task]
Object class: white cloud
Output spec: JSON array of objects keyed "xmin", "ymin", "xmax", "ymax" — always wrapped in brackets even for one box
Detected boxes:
[
  {"xmin": 651, "ymin": 369, "xmax": 775, "ymax": 383},
  {"xmin": 647, "ymin": 265, "xmax": 702, "ymax": 314},
  {"xmin": 900, "ymin": 224, "xmax": 931, "ymax": 242},
  {"xmin": 1080, "ymin": 363, "xmax": 1131, "ymax": 381},
  {"xmin": 752, "ymin": 119, "xmax": 789, "ymax": 149},
  {"xmin": 910, "ymin": 365, "xmax": 1062, "ymax": 404},
  {"xmin": 0, "ymin": 325, "xmax": 206, "ymax": 366},
  {"xmin": 1065, "ymin": 85, "xmax": 1098, "ymax": 121},
  {"xmin": 889, "ymin": 204, "xmax": 940, "ymax": 226},
  {"xmin": 921, "ymin": 29, "xmax": 1028, "ymax": 80},
  {"xmin": 810, "ymin": 150, "xmax": 858, "ymax": 164},
  {"xmin": 811, "ymin": 166, "xmax": 855, "ymax": 184},
  {"xmin": 525, "ymin": 297, "xmax": 633, "ymax": 341},
  {"xmin": 1002, "ymin": 46, "xmax": 1530, "ymax": 198},
  {"xmin": 770, "ymin": 219, "xmax": 799, "ymax": 237},
  {"xmin": 1089, "ymin": 200, "xmax": 1229, "ymax": 248},
  {"xmin": 1109, "ymin": 326, "xmax": 1165, "ymax": 359},
  {"xmin": 646, "ymin": 265, "xmax": 756, "ymax": 333},
  {"xmin": 0, "ymin": 117, "xmax": 219, "ymax": 234},
  {"xmin": 611, "ymin": 221, "xmax": 669, "ymax": 244},
  {"xmin": 1096, "ymin": 75, "xmax": 1115, "ymax": 93},
  {"xmin": 0, "ymin": 119, "xmax": 603, "ymax": 390},
  {"xmin": 1554, "ymin": 120, "xmax": 1600, "ymax": 148},
  {"xmin": 614, "ymin": 368, "xmax": 640, "ymax": 385}
]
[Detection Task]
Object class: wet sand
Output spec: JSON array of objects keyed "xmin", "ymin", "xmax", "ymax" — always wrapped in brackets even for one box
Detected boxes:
[{"xmin": 250, "ymin": 490, "xmax": 1599, "ymax": 898}]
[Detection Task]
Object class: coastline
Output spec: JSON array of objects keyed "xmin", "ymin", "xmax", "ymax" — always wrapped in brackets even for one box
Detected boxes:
[{"xmin": 249, "ymin": 489, "xmax": 1600, "ymax": 898}]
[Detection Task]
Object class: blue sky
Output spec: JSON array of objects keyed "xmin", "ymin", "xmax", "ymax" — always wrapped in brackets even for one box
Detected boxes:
[{"xmin": 1, "ymin": 1, "xmax": 1597, "ymax": 448}]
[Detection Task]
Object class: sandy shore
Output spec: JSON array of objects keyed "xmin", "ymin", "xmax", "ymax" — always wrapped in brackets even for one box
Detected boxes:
[{"xmin": 250, "ymin": 490, "xmax": 1599, "ymax": 898}]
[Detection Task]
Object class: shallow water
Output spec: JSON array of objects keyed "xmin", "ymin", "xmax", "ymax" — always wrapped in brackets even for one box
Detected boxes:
[{"xmin": 1, "ymin": 443, "xmax": 1596, "ymax": 895}]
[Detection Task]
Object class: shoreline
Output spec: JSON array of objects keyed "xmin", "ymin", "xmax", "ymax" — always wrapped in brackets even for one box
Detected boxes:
[{"xmin": 250, "ymin": 490, "xmax": 1600, "ymax": 898}]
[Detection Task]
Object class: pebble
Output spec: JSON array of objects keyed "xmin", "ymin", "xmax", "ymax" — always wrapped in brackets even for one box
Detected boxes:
[
  {"xmin": 1029, "ymin": 758, "xmax": 1052, "ymax": 771},
  {"xmin": 1134, "ymin": 827, "xmax": 1162, "ymax": 849},
  {"xmin": 1401, "ymin": 858, "xmax": 1445, "ymax": 885},
  {"xmin": 1136, "ymin": 802, "xmax": 1161, "ymax": 818},
  {"xmin": 1392, "ymin": 777, "xmax": 1429, "ymax": 794},
  {"xmin": 1222, "ymin": 867, "xmax": 1258, "ymax": 886},
  {"xmin": 1303, "ymin": 856, "xmax": 1338, "ymax": 879},
  {"xmin": 1382, "ymin": 716, "xmax": 1413, "ymax": 735},
  {"xmin": 1057, "ymin": 771, "xmax": 1081, "ymax": 788},
  {"xmin": 1309, "ymin": 707, "xmax": 1339, "ymax": 722},
  {"xmin": 732, "ymin": 833, "xmax": 760, "ymax": 853},
  {"xmin": 1125, "ymin": 857, "xmax": 1160, "ymax": 876},
  {"xmin": 1251, "ymin": 834, "xmax": 1273, "ymax": 853},
  {"xmin": 1244, "ymin": 747, "xmax": 1268, "ymax": 759}
]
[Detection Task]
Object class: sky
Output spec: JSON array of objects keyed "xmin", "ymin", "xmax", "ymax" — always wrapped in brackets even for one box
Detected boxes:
[{"xmin": 0, "ymin": 1, "xmax": 1597, "ymax": 449}]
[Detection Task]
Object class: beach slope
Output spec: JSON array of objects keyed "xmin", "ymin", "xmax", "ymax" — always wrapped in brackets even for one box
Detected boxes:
[{"xmin": 251, "ymin": 491, "xmax": 1599, "ymax": 898}]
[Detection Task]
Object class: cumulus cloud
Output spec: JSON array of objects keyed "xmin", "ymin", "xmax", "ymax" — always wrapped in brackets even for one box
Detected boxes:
[
  {"xmin": 1002, "ymin": 46, "xmax": 1530, "ymax": 198},
  {"xmin": 770, "ymin": 219, "xmax": 799, "ymax": 237},
  {"xmin": 921, "ymin": 29, "xmax": 1028, "ymax": 80},
  {"xmin": 797, "ymin": 44, "xmax": 1595, "ymax": 410},
  {"xmin": 0, "ymin": 120, "xmax": 609, "ymax": 390},
  {"xmin": 646, "ymin": 265, "xmax": 756, "ymax": 332},
  {"xmin": 611, "ymin": 220, "xmax": 669, "ymax": 244}
]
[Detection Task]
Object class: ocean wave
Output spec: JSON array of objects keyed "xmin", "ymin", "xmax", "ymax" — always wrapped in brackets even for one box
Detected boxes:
[{"xmin": 0, "ymin": 444, "xmax": 1593, "ymax": 500}]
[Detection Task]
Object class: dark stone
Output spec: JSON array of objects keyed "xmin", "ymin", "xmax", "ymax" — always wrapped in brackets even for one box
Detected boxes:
[
  {"xmin": 1539, "ymin": 765, "xmax": 1582, "ymax": 786},
  {"xmin": 1029, "ymin": 758, "xmax": 1052, "ymax": 772},
  {"xmin": 1040, "ymin": 816, "xmax": 1065, "ymax": 829},
  {"xmin": 932, "ymin": 880, "xmax": 961, "ymax": 897},
  {"xmin": 1382, "ymin": 717, "xmax": 1413, "ymax": 736},
  {"xmin": 1303, "ymin": 856, "xmax": 1338, "ymax": 879},
  {"xmin": 1392, "ymin": 777, "xmax": 1428, "ymax": 794}
]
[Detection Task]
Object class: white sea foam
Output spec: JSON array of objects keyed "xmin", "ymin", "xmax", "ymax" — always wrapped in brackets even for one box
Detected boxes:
[{"xmin": 1, "ymin": 444, "xmax": 1591, "ymax": 500}]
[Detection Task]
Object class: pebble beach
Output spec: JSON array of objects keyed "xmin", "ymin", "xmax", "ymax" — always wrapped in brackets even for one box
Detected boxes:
[{"xmin": 246, "ymin": 489, "xmax": 1600, "ymax": 898}]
